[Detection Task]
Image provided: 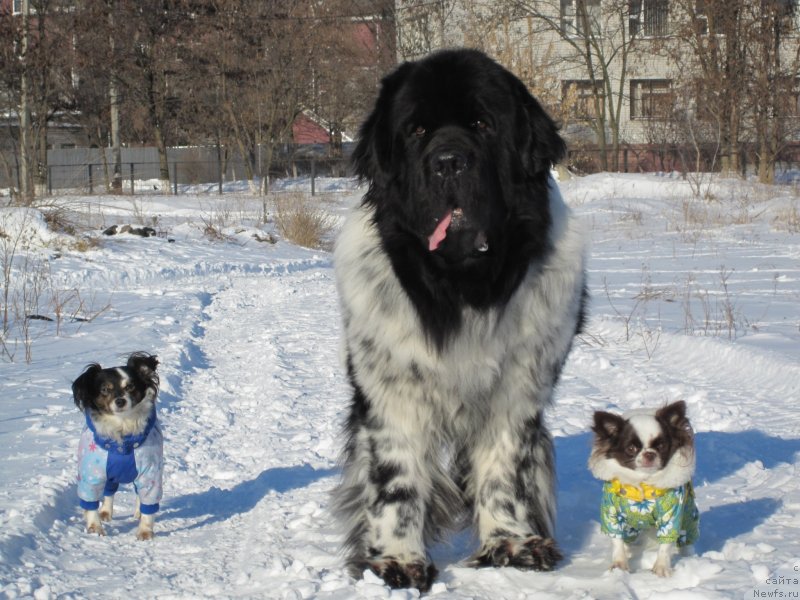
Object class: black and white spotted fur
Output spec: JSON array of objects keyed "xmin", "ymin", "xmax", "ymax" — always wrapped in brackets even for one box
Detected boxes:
[{"xmin": 333, "ymin": 49, "xmax": 587, "ymax": 591}]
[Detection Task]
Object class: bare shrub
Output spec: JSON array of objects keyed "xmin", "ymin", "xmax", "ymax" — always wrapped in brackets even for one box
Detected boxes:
[
  {"xmin": 1, "ymin": 206, "xmax": 111, "ymax": 362},
  {"xmin": 773, "ymin": 202, "xmax": 800, "ymax": 233},
  {"xmin": 272, "ymin": 192, "xmax": 335, "ymax": 250}
]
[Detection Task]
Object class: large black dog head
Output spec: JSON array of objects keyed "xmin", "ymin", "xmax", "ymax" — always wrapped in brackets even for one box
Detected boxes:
[{"xmin": 352, "ymin": 49, "xmax": 566, "ymax": 267}]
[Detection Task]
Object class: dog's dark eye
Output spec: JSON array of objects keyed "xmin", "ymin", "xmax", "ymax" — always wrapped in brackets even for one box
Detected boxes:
[
  {"xmin": 100, "ymin": 384, "xmax": 113, "ymax": 396},
  {"xmin": 626, "ymin": 444, "xmax": 639, "ymax": 456},
  {"xmin": 412, "ymin": 125, "xmax": 426, "ymax": 138},
  {"xmin": 471, "ymin": 119, "xmax": 489, "ymax": 131},
  {"xmin": 125, "ymin": 383, "xmax": 135, "ymax": 392}
]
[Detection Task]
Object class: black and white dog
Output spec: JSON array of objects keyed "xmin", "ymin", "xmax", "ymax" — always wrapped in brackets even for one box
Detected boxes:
[
  {"xmin": 333, "ymin": 49, "xmax": 587, "ymax": 590},
  {"xmin": 72, "ymin": 352, "xmax": 163, "ymax": 540},
  {"xmin": 590, "ymin": 401, "xmax": 699, "ymax": 576}
]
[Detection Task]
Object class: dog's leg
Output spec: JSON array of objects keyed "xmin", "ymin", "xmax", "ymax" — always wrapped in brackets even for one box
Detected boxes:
[
  {"xmin": 468, "ymin": 410, "xmax": 562, "ymax": 571},
  {"xmin": 610, "ymin": 538, "xmax": 630, "ymax": 571},
  {"xmin": 98, "ymin": 495, "xmax": 114, "ymax": 522},
  {"xmin": 334, "ymin": 385, "xmax": 439, "ymax": 591},
  {"xmin": 133, "ymin": 498, "xmax": 156, "ymax": 540},
  {"xmin": 652, "ymin": 543, "xmax": 674, "ymax": 577},
  {"xmin": 136, "ymin": 513, "xmax": 155, "ymax": 541},
  {"xmin": 84, "ymin": 510, "xmax": 105, "ymax": 536}
]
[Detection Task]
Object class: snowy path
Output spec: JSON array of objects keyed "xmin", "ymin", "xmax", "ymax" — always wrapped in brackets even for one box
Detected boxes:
[{"xmin": 1, "ymin": 260, "xmax": 352, "ymax": 598}]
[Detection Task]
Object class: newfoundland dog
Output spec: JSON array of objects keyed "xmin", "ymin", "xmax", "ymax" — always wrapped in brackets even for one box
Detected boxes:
[{"xmin": 333, "ymin": 48, "xmax": 587, "ymax": 591}]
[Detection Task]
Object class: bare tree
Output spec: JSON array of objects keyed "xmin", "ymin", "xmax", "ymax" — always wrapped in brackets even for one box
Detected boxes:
[
  {"xmin": 0, "ymin": 0, "xmax": 74, "ymax": 201},
  {"xmin": 500, "ymin": 0, "xmax": 646, "ymax": 171},
  {"xmin": 396, "ymin": 0, "xmax": 459, "ymax": 60},
  {"xmin": 180, "ymin": 1, "xmax": 320, "ymax": 193},
  {"xmin": 745, "ymin": 0, "xmax": 800, "ymax": 183},
  {"xmin": 310, "ymin": 0, "xmax": 396, "ymax": 149},
  {"xmin": 666, "ymin": 0, "xmax": 747, "ymax": 176}
]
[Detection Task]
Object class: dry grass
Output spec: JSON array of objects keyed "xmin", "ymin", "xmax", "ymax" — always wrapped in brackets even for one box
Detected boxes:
[
  {"xmin": 773, "ymin": 202, "xmax": 800, "ymax": 233},
  {"xmin": 272, "ymin": 192, "xmax": 335, "ymax": 250}
]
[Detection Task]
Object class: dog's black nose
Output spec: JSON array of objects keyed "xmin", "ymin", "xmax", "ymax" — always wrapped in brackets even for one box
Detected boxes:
[
  {"xmin": 431, "ymin": 151, "xmax": 468, "ymax": 178},
  {"xmin": 642, "ymin": 450, "xmax": 657, "ymax": 463},
  {"xmin": 115, "ymin": 397, "xmax": 127, "ymax": 408}
]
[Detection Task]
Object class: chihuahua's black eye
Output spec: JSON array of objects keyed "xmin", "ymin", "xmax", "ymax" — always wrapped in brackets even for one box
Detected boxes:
[
  {"xmin": 100, "ymin": 383, "xmax": 113, "ymax": 396},
  {"xmin": 626, "ymin": 444, "xmax": 639, "ymax": 456},
  {"xmin": 412, "ymin": 125, "xmax": 426, "ymax": 138},
  {"xmin": 125, "ymin": 383, "xmax": 135, "ymax": 392}
]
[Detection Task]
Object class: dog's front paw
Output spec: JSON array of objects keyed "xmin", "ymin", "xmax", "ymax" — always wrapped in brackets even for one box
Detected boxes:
[
  {"xmin": 652, "ymin": 543, "xmax": 674, "ymax": 577},
  {"xmin": 358, "ymin": 556, "xmax": 437, "ymax": 592},
  {"xmin": 610, "ymin": 559, "xmax": 630, "ymax": 572},
  {"xmin": 85, "ymin": 510, "xmax": 106, "ymax": 536},
  {"xmin": 136, "ymin": 514, "xmax": 155, "ymax": 541},
  {"xmin": 652, "ymin": 562, "xmax": 673, "ymax": 577},
  {"xmin": 468, "ymin": 535, "xmax": 563, "ymax": 571}
]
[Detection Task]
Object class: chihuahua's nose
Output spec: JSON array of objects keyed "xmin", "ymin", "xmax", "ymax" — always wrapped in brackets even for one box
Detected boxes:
[
  {"xmin": 642, "ymin": 450, "xmax": 657, "ymax": 463},
  {"xmin": 115, "ymin": 397, "xmax": 127, "ymax": 409}
]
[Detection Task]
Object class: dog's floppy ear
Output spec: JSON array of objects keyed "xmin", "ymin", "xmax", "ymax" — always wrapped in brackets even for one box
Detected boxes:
[
  {"xmin": 127, "ymin": 352, "xmax": 160, "ymax": 387},
  {"xmin": 592, "ymin": 411, "xmax": 626, "ymax": 440},
  {"xmin": 72, "ymin": 363, "xmax": 103, "ymax": 411},
  {"xmin": 352, "ymin": 62, "xmax": 414, "ymax": 187},
  {"xmin": 656, "ymin": 400, "xmax": 691, "ymax": 433},
  {"xmin": 509, "ymin": 75, "xmax": 567, "ymax": 176}
]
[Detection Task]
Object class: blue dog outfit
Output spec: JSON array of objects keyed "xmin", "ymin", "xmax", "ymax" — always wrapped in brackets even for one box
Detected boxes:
[
  {"xmin": 600, "ymin": 479, "xmax": 699, "ymax": 546},
  {"xmin": 77, "ymin": 409, "xmax": 163, "ymax": 515}
]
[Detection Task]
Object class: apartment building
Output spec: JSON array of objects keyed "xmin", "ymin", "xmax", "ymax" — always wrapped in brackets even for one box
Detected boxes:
[{"xmin": 393, "ymin": 0, "xmax": 800, "ymax": 174}]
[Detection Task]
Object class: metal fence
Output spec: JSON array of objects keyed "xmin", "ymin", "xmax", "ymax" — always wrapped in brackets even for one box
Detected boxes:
[
  {"xmin": 5, "ymin": 142, "xmax": 799, "ymax": 196},
  {"xmin": 2, "ymin": 145, "xmax": 354, "ymax": 195}
]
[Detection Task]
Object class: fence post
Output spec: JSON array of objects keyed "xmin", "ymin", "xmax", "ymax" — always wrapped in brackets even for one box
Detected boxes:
[
  {"xmin": 48, "ymin": 166, "xmax": 52, "ymax": 195},
  {"xmin": 130, "ymin": 163, "xmax": 135, "ymax": 195},
  {"xmin": 88, "ymin": 163, "xmax": 93, "ymax": 194},
  {"xmin": 172, "ymin": 163, "xmax": 178, "ymax": 195},
  {"xmin": 311, "ymin": 158, "xmax": 316, "ymax": 196},
  {"xmin": 218, "ymin": 154, "xmax": 223, "ymax": 195}
]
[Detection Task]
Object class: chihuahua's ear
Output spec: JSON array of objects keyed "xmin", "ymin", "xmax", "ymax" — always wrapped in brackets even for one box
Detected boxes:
[
  {"xmin": 127, "ymin": 352, "xmax": 159, "ymax": 375},
  {"xmin": 127, "ymin": 352, "xmax": 160, "ymax": 388},
  {"xmin": 592, "ymin": 411, "xmax": 626, "ymax": 440},
  {"xmin": 72, "ymin": 363, "xmax": 102, "ymax": 411},
  {"xmin": 657, "ymin": 400, "xmax": 691, "ymax": 433}
]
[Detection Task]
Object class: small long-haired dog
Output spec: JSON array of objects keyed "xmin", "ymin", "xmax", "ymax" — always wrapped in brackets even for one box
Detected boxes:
[
  {"xmin": 72, "ymin": 352, "xmax": 163, "ymax": 540},
  {"xmin": 589, "ymin": 400, "xmax": 699, "ymax": 577}
]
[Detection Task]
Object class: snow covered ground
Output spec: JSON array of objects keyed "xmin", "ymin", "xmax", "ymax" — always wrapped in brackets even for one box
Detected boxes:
[{"xmin": 1, "ymin": 173, "xmax": 798, "ymax": 599}]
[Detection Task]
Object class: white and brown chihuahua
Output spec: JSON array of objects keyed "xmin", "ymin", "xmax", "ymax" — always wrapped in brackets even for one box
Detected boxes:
[
  {"xmin": 589, "ymin": 400, "xmax": 699, "ymax": 577},
  {"xmin": 72, "ymin": 352, "xmax": 163, "ymax": 540}
]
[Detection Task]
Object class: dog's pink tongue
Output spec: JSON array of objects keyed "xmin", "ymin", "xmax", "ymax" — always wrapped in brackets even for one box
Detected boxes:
[{"xmin": 428, "ymin": 211, "xmax": 452, "ymax": 251}]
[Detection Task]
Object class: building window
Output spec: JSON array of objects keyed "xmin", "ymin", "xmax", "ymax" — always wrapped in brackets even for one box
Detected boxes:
[
  {"xmin": 631, "ymin": 80, "xmax": 674, "ymax": 120},
  {"xmin": 630, "ymin": 0, "xmax": 669, "ymax": 37},
  {"xmin": 563, "ymin": 80, "xmax": 604, "ymax": 120},
  {"xmin": 13, "ymin": 0, "xmax": 23, "ymax": 13},
  {"xmin": 561, "ymin": 0, "xmax": 601, "ymax": 37}
]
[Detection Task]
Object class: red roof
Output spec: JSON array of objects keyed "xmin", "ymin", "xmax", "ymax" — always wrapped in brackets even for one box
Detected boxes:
[{"xmin": 292, "ymin": 113, "xmax": 330, "ymax": 144}]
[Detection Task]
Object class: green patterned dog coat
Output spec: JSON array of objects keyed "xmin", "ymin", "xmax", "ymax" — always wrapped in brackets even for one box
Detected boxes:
[{"xmin": 600, "ymin": 480, "xmax": 699, "ymax": 546}]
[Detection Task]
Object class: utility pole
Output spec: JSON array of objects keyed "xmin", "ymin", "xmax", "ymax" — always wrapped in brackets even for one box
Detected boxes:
[{"xmin": 19, "ymin": 0, "xmax": 32, "ymax": 201}]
